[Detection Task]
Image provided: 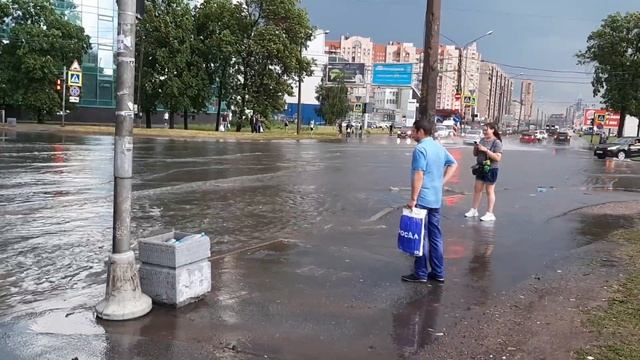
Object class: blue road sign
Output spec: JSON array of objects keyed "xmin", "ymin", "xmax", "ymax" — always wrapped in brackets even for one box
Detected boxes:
[{"xmin": 372, "ymin": 63, "xmax": 414, "ymax": 87}]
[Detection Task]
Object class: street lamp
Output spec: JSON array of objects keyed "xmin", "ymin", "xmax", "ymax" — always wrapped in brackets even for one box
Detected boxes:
[
  {"xmin": 297, "ymin": 30, "xmax": 330, "ymax": 135},
  {"xmin": 442, "ymin": 31, "xmax": 494, "ymax": 123}
]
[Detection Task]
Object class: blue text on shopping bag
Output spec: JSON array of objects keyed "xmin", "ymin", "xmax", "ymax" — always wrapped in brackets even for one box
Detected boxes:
[{"xmin": 397, "ymin": 208, "xmax": 427, "ymax": 256}]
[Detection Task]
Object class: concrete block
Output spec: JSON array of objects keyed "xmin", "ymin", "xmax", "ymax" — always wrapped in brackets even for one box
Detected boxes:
[
  {"xmin": 138, "ymin": 231, "xmax": 210, "ymax": 268},
  {"xmin": 139, "ymin": 260, "xmax": 211, "ymax": 307}
]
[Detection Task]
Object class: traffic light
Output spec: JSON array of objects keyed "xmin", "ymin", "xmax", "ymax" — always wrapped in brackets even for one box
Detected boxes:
[{"xmin": 55, "ymin": 79, "xmax": 62, "ymax": 92}]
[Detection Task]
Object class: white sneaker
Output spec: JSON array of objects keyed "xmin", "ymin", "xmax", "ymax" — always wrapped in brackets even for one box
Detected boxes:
[
  {"xmin": 480, "ymin": 212, "xmax": 496, "ymax": 222},
  {"xmin": 465, "ymin": 208, "xmax": 479, "ymax": 218}
]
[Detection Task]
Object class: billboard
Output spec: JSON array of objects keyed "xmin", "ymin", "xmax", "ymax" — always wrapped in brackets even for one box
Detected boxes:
[
  {"xmin": 327, "ymin": 63, "xmax": 365, "ymax": 85},
  {"xmin": 372, "ymin": 63, "xmax": 413, "ymax": 87},
  {"xmin": 583, "ymin": 109, "xmax": 620, "ymax": 129}
]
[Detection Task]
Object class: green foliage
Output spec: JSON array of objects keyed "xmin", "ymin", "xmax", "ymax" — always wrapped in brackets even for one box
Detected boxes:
[
  {"xmin": 195, "ymin": 0, "xmax": 243, "ymax": 122},
  {"xmin": 577, "ymin": 12, "xmax": 640, "ymax": 136},
  {"xmin": 137, "ymin": 0, "xmax": 209, "ymax": 127},
  {"xmin": 231, "ymin": 0, "xmax": 314, "ymax": 121},
  {"xmin": 0, "ymin": 0, "xmax": 90, "ymax": 120},
  {"xmin": 315, "ymin": 81, "xmax": 350, "ymax": 125}
]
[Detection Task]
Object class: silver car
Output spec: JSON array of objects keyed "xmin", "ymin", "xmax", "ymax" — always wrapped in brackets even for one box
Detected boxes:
[{"xmin": 463, "ymin": 129, "xmax": 483, "ymax": 145}]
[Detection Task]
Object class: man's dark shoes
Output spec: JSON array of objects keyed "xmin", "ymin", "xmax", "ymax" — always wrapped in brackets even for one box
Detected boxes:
[
  {"xmin": 401, "ymin": 274, "xmax": 428, "ymax": 283},
  {"xmin": 427, "ymin": 273, "xmax": 445, "ymax": 284}
]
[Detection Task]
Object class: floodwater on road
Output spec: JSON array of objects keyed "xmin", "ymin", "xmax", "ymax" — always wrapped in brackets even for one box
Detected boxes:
[{"xmin": 1, "ymin": 129, "xmax": 640, "ymax": 359}]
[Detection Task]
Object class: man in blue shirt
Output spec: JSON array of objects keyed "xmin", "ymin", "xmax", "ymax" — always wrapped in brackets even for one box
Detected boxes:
[{"xmin": 402, "ymin": 119, "xmax": 458, "ymax": 283}]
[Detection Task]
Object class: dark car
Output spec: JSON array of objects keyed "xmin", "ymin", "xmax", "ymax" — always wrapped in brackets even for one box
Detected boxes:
[
  {"xmin": 553, "ymin": 131, "xmax": 570, "ymax": 145},
  {"xmin": 397, "ymin": 127, "xmax": 413, "ymax": 139},
  {"xmin": 594, "ymin": 137, "xmax": 640, "ymax": 160},
  {"xmin": 519, "ymin": 132, "xmax": 537, "ymax": 144}
]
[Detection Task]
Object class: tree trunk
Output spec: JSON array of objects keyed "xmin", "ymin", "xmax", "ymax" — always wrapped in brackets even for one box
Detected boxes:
[
  {"xmin": 169, "ymin": 111, "xmax": 175, "ymax": 129},
  {"xmin": 183, "ymin": 109, "xmax": 188, "ymax": 130},
  {"xmin": 145, "ymin": 110, "xmax": 151, "ymax": 128},
  {"xmin": 618, "ymin": 108, "xmax": 626, "ymax": 138}
]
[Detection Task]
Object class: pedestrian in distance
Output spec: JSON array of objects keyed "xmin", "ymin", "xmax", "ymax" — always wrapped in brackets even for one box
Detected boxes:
[
  {"xmin": 402, "ymin": 119, "xmax": 458, "ymax": 283},
  {"xmin": 465, "ymin": 122, "xmax": 503, "ymax": 222},
  {"xmin": 310, "ymin": 120, "xmax": 315, "ymax": 135},
  {"xmin": 284, "ymin": 119, "xmax": 289, "ymax": 133}
]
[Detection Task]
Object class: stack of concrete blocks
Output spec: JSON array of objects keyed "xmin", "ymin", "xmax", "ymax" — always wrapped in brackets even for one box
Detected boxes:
[{"xmin": 138, "ymin": 231, "xmax": 211, "ymax": 307}]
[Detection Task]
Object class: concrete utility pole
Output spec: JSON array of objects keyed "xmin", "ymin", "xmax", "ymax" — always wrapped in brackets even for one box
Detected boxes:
[
  {"xmin": 96, "ymin": 0, "xmax": 152, "ymax": 321},
  {"xmin": 517, "ymin": 81, "xmax": 524, "ymax": 132},
  {"xmin": 296, "ymin": 43, "xmax": 303, "ymax": 135},
  {"xmin": 419, "ymin": 0, "xmax": 441, "ymax": 122}
]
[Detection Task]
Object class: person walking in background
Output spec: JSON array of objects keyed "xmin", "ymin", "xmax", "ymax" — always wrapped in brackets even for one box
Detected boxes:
[
  {"xmin": 465, "ymin": 122, "xmax": 503, "ymax": 222},
  {"xmin": 310, "ymin": 120, "xmax": 315, "ymax": 135},
  {"xmin": 402, "ymin": 119, "xmax": 458, "ymax": 283},
  {"xmin": 284, "ymin": 119, "xmax": 289, "ymax": 133}
]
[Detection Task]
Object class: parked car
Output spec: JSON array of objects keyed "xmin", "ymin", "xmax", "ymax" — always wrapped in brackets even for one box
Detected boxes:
[
  {"xmin": 397, "ymin": 127, "xmax": 413, "ymax": 139},
  {"xmin": 554, "ymin": 131, "xmax": 571, "ymax": 145},
  {"xmin": 594, "ymin": 137, "xmax": 640, "ymax": 160},
  {"xmin": 534, "ymin": 130, "xmax": 548, "ymax": 141},
  {"xmin": 519, "ymin": 132, "xmax": 537, "ymax": 144},
  {"xmin": 463, "ymin": 129, "xmax": 483, "ymax": 145},
  {"xmin": 583, "ymin": 127, "xmax": 595, "ymax": 136}
]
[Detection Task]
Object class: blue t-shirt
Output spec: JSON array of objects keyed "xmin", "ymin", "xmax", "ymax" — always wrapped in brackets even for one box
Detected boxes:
[{"xmin": 411, "ymin": 137, "xmax": 457, "ymax": 209}]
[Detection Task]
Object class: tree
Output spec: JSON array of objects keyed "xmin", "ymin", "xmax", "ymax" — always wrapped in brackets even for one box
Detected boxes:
[
  {"xmin": 0, "ymin": 0, "xmax": 90, "ymax": 122},
  {"xmin": 232, "ymin": 0, "xmax": 314, "ymax": 129},
  {"xmin": 315, "ymin": 80, "xmax": 350, "ymax": 126},
  {"xmin": 577, "ymin": 12, "xmax": 640, "ymax": 137},
  {"xmin": 195, "ymin": 0, "xmax": 242, "ymax": 131},
  {"xmin": 137, "ymin": 0, "xmax": 209, "ymax": 129}
]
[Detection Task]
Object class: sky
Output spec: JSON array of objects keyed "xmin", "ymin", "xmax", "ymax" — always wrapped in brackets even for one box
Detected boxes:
[{"xmin": 300, "ymin": 0, "xmax": 638, "ymax": 115}]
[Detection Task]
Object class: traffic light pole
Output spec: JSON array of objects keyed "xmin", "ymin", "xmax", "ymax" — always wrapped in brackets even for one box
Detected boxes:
[
  {"xmin": 95, "ymin": 0, "xmax": 151, "ymax": 321},
  {"xmin": 61, "ymin": 66, "xmax": 66, "ymax": 127}
]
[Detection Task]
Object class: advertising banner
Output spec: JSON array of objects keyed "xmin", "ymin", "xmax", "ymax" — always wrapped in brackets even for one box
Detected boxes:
[
  {"xmin": 327, "ymin": 63, "xmax": 365, "ymax": 85},
  {"xmin": 372, "ymin": 63, "xmax": 413, "ymax": 87}
]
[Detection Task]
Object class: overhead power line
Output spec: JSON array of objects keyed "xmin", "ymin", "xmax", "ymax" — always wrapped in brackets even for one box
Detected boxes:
[{"xmin": 481, "ymin": 60, "xmax": 595, "ymax": 74}]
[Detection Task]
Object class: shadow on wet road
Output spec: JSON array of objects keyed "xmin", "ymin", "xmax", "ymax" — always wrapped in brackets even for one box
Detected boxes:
[{"xmin": 2, "ymin": 131, "xmax": 640, "ymax": 359}]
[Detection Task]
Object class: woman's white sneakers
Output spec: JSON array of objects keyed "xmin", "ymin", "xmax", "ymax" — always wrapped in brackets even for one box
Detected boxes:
[
  {"xmin": 480, "ymin": 212, "xmax": 496, "ymax": 222},
  {"xmin": 465, "ymin": 209, "xmax": 496, "ymax": 221},
  {"xmin": 464, "ymin": 208, "xmax": 479, "ymax": 218}
]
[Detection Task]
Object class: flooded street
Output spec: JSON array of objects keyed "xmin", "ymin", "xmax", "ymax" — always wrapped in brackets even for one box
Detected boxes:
[{"xmin": 2, "ymin": 129, "xmax": 640, "ymax": 359}]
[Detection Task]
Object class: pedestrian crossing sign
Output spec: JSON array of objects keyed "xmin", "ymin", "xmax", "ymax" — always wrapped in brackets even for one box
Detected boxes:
[{"xmin": 68, "ymin": 71, "xmax": 82, "ymax": 87}]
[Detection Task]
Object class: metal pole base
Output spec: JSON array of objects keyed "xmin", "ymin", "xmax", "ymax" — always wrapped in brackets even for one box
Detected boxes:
[{"xmin": 95, "ymin": 251, "xmax": 152, "ymax": 320}]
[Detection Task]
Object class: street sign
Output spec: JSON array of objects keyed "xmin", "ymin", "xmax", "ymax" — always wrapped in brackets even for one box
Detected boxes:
[
  {"xmin": 68, "ymin": 71, "xmax": 82, "ymax": 86},
  {"xmin": 69, "ymin": 96, "xmax": 80, "ymax": 103},
  {"xmin": 463, "ymin": 95, "xmax": 477, "ymax": 106},
  {"xmin": 353, "ymin": 103, "xmax": 363, "ymax": 113},
  {"xmin": 69, "ymin": 86, "xmax": 81, "ymax": 97},
  {"xmin": 69, "ymin": 60, "xmax": 82, "ymax": 71},
  {"xmin": 454, "ymin": 93, "xmax": 461, "ymax": 101}
]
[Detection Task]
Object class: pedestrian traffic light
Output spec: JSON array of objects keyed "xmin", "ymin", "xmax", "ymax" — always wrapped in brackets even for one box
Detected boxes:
[{"xmin": 55, "ymin": 79, "xmax": 62, "ymax": 92}]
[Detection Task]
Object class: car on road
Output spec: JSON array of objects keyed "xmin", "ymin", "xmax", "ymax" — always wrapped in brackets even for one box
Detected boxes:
[
  {"xmin": 519, "ymin": 132, "xmax": 537, "ymax": 144},
  {"xmin": 553, "ymin": 131, "xmax": 571, "ymax": 145},
  {"xmin": 435, "ymin": 125, "xmax": 449, "ymax": 139},
  {"xmin": 397, "ymin": 127, "xmax": 413, "ymax": 139},
  {"xmin": 463, "ymin": 129, "xmax": 483, "ymax": 145},
  {"xmin": 534, "ymin": 130, "xmax": 548, "ymax": 141},
  {"xmin": 594, "ymin": 137, "xmax": 640, "ymax": 160}
]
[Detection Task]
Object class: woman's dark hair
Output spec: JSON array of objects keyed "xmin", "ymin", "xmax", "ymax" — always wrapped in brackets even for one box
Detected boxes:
[
  {"xmin": 413, "ymin": 119, "xmax": 434, "ymax": 136},
  {"xmin": 485, "ymin": 122, "xmax": 502, "ymax": 142}
]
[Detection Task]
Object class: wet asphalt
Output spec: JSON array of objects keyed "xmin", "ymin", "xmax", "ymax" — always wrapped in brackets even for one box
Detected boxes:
[{"xmin": 1, "ymin": 129, "xmax": 639, "ymax": 359}]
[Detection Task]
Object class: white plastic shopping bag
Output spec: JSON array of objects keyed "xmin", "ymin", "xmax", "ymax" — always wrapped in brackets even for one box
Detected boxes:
[{"xmin": 397, "ymin": 207, "xmax": 427, "ymax": 256}]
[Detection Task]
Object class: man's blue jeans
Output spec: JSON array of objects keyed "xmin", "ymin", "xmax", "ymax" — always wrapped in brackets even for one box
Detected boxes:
[{"xmin": 414, "ymin": 206, "xmax": 444, "ymax": 279}]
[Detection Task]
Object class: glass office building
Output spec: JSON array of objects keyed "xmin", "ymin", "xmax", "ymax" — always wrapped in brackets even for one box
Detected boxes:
[{"xmin": 53, "ymin": 0, "xmax": 117, "ymax": 109}]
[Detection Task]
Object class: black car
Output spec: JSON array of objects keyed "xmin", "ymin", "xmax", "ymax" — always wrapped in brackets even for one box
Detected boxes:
[
  {"xmin": 553, "ymin": 131, "xmax": 570, "ymax": 145},
  {"xmin": 594, "ymin": 137, "xmax": 640, "ymax": 160}
]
